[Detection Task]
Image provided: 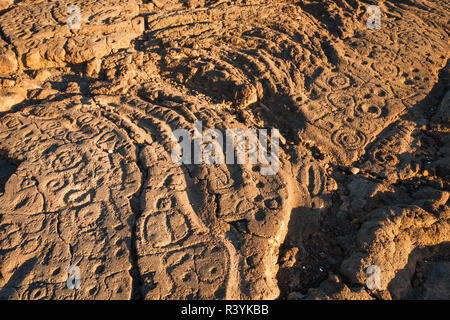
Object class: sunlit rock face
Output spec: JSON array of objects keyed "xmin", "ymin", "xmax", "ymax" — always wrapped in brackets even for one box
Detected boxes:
[{"xmin": 0, "ymin": 0, "xmax": 448, "ymax": 300}]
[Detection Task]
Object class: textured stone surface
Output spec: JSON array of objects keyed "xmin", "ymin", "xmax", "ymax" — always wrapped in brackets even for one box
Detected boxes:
[{"xmin": 0, "ymin": 0, "xmax": 449, "ymax": 300}]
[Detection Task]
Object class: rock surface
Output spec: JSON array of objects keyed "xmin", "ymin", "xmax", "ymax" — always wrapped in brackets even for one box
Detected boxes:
[{"xmin": 0, "ymin": 0, "xmax": 449, "ymax": 300}]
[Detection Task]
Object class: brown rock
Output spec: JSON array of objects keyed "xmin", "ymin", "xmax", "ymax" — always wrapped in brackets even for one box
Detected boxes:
[
  {"xmin": 0, "ymin": 49, "xmax": 17, "ymax": 74},
  {"xmin": 0, "ymin": 0, "xmax": 13, "ymax": 11}
]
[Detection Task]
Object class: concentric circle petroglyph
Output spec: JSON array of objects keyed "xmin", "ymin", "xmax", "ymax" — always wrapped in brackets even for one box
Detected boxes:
[{"xmin": 332, "ymin": 127, "xmax": 367, "ymax": 151}]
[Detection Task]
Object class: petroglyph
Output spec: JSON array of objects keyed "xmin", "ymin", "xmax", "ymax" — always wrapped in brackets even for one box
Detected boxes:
[{"xmin": 0, "ymin": 0, "xmax": 449, "ymax": 300}]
